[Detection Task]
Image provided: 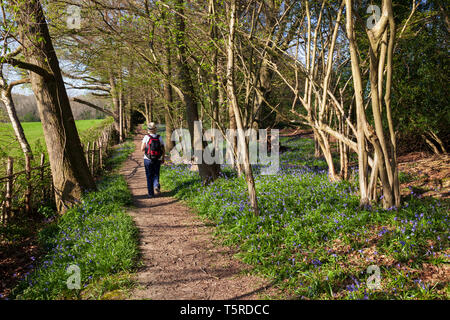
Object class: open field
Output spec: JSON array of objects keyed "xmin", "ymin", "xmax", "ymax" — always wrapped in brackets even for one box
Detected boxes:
[
  {"xmin": 0, "ymin": 119, "xmax": 105, "ymax": 169},
  {"xmin": 0, "ymin": 120, "xmax": 105, "ymax": 160}
]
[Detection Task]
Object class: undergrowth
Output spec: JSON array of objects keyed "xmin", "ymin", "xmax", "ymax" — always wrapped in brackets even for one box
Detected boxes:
[{"xmin": 9, "ymin": 139, "xmax": 138, "ymax": 300}]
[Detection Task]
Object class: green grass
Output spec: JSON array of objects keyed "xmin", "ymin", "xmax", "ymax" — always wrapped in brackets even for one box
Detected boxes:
[
  {"xmin": 9, "ymin": 139, "xmax": 138, "ymax": 300},
  {"xmin": 160, "ymin": 136, "xmax": 450, "ymax": 300},
  {"xmin": 0, "ymin": 119, "xmax": 106, "ymax": 160}
]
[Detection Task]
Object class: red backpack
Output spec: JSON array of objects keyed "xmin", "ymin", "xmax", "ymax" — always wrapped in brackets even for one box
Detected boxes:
[{"xmin": 145, "ymin": 134, "xmax": 163, "ymax": 159}]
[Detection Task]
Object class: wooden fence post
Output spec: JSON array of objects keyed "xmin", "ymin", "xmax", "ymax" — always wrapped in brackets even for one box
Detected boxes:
[
  {"xmin": 25, "ymin": 154, "xmax": 31, "ymax": 215},
  {"xmin": 5, "ymin": 157, "xmax": 13, "ymax": 222},
  {"xmin": 51, "ymin": 180, "xmax": 55, "ymax": 202},
  {"xmin": 91, "ymin": 141, "xmax": 96, "ymax": 175},
  {"xmin": 40, "ymin": 153, "xmax": 45, "ymax": 199},
  {"xmin": 99, "ymin": 139, "xmax": 103, "ymax": 171},
  {"xmin": 1, "ymin": 200, "xmax": 4, "ymax": 225},
  {"xmin": 86, "ymin": 141, "xmax": 91, "ymax": 172}
]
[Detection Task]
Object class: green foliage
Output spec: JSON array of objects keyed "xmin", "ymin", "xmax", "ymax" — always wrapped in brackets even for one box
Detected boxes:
[
  {"xmin": 78, "ymin": 117, "xmax": 115, "ymax": 146},
  {"xmin": 0, "ymin": 119, "xmax": 108, "ymax": 163},
  {"xmin": 104, "ymin": 140, "xmax": 135, "ymax": 169},
  {"xmin": 392, "ymin": 4, "xmax": 450, "ymax": 150},
  {"xmin": 21, "ymin": 112, "xmax": 40, "ymax": 122}
]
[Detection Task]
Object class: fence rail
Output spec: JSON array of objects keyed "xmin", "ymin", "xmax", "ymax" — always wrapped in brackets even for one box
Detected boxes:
[{"xmin": 0, "ymin": 125, "xmax": 116, "ymax": 225}]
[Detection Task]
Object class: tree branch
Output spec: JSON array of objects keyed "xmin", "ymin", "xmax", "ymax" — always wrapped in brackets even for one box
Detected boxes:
[
  {"xmin": 71, "ymin": 97, "xmax": 116, "ymax": 119},
  {"xmin": 4, "ymin": 57, "xmax": 54, "ymax": 80}
]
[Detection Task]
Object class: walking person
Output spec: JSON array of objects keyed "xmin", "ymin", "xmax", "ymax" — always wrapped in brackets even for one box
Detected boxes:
[{"xmin": 141, "ymin": 122, "xmax": 165, "ymax": 198}]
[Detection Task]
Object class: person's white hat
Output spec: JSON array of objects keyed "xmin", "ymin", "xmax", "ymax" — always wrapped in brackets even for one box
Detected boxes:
[{"xmin": 147, "ymin": 122, "xmax": 157, "ymax": 131}]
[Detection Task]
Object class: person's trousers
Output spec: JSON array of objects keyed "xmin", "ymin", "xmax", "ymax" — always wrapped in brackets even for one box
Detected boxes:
[{"xmin": 144, "ymin": 158, "xmax": 161, "ymax": 196}]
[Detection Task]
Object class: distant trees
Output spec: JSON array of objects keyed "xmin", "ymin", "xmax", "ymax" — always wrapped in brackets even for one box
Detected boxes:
[{"xmin": 0, "ymin": 94, "xmax": 109, "ymax": 122}]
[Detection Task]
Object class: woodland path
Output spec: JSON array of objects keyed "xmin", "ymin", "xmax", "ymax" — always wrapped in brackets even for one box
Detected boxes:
[{"xmin": 119, "ymin": 132, "xmax": 276, "ymax": 300}]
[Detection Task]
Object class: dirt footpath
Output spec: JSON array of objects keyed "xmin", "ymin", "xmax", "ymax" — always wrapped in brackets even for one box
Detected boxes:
[{"xmin": 120, "ymin": 133, "xmax": 276, "ymax": 300}]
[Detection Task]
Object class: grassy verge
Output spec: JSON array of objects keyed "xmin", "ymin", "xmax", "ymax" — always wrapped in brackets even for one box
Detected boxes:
[
  {"xmin": 9, "ymin": 140, "xmax": 138, "ymax": 300},
  {"xmin": 160, "ymin": 136, "xmax": 449, "ymax": 300}
]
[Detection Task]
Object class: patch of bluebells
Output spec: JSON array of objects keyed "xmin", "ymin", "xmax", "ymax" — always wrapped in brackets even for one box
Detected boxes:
[
  {"xmin": 160, "ymin": 136, "xmax": 449, "ymax": 299},
  {"xmin": 10, "ymin": 175, "xmax": 138, "ymax": 300}
]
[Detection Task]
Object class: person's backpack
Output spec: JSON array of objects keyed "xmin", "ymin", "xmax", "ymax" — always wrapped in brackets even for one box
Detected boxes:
[{"xmin": 145, "ymin": 134, "xmax": 163, "ymax": 159}]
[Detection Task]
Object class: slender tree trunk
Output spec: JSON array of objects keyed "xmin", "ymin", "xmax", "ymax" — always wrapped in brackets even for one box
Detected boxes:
[
  {"xmin": 345, "ymin": 0, "xmax": 370, "ymax": 207},
  {"xmin": 422, "ymin": 134, "xmax": 441, "ymax": 154},
  {"xmin": 159, "ymin": 7, "xmax": 175, "ymax": 152},
  {"xmin": 11, "ymin": 0, "xmax": 95, "ymax": 213},
  {"xmin": 345, "ymin": 0, "xmax": 399, "ymax": 208},
  {"xmin": 163, "ymin": 22, "xmax": 175, "ymax": 152},
  {"xmin": 126, "ymin": 93, "xmax": 132, "ymax": 133},
  {"xmin": 314, "ymin": 133, "xmax": 322, "ymax": 158},
  {"xmin": 209, "ymin": 0, "xmax": 219, "ymax": 132},
  {"xmin": 218, "ymin": 79, "xmax": 225, "ymax": 124},
  {"xmin": 163, "ymin": 95, "xmax": 175, "ymax": 152},
  {"xmin": 144, "ymin": 95, "xmax": 150, "ymax": 124},
  {"xmin": 119, "ymin": 90, "xmax": 124, "ymax": 142},
  {"xmin": 427, "ymin": 131, "xmax": 447, "ymax": 154},
  {"xmin": 228, "ymin": 94, "xmax": 240, "ymax": 173},
  {"xmin": 227, "ymin": 0, "xmax": 259, "ymax": 215},
  {"xmin": 108, "ymin": 70, "xmax": 120, "ymax": 138},
  {"xmin": 148, "ymin": 94, "xmax": 153, "ymax": 123},
  {"xmin": 0, "ymin": 84, "xmax": 32, "ymax": 157}
]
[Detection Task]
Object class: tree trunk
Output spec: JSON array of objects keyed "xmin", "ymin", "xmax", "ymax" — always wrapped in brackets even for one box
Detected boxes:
[
  {"xmin": 345, "ymin": 0, "xmax": 370, "ymax": 207},
  {"xmin": 11, "ymin": 0, "xmax": 95, "ymax": 213},
  {"xmin": 108, "ymin": 70, "xmax": 121, "ymax": 138},
  {"xmin": 228, "ymin": 93, "xmax": 240, "ymax": 173},
  {"xmin": 173, "ymin": 0, "xmax": 220, "ymax": 183},
  {"xmin": 427, "ymin": 131, "xmax": 447, "ymax": 154},
  {"xmin": 345, "ymin": 0, "xmax": 399, "ymax": 208},
  {"xmin": 209, "ymin": 0, "xmax": 220, "ymax": 132},
  {"xmin": 126, "ymin": 93, "xmax": 131, "ymax": 133},
  {"xmin": 144, "ymin": 95, "xmax": 150, "ymax": 124},
  {"xmin": 422, "ymin": 134, "xmax": 441, "ymax": 154},
  {"xmin": 118, "ymin": 89, "xmax": 125, "ymax": 142},
  {"xmin": 314, "ymin": 133, "xmax": 322, "ymax": 158},
  {"xmin": 148, "ymin": 94, "xmax": 153, "ymax": 123},
  {"xmin": 0, "ymin": 84, "xmax": 32, "ymax": 157},
  {"xmin": 163, "ymin": 22, "xmax": 175, "ymax": 152},
  {"xmin": 227, "ymin": 0, "xmax": 259, "ymax": 215}
]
